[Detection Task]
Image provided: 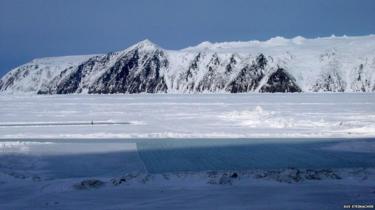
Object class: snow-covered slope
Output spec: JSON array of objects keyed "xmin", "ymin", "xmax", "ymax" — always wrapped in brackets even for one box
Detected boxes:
[
  {"xmin": 1, "ymin": 35, "xmax": 375, "ymax": 94},
  {"xmin": 0, "ymin": 55, "xmax": 96, "ymax": 94}
]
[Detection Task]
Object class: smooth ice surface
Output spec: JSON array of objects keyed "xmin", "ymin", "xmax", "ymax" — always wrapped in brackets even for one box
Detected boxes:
[
  {"xmin": 0, "ymin": 138, "xmax": 374, "ymax": 210},
  {"xmin": 136, "ymin": 138, "xmax": 375, "ymax": 173},
  {"xmin": 0, "ymin": 141, "xmax": 146, "ymax": 178},
  {"xmin": 0, "ymin": 93, "xmax": 374, "ymax": 139}
]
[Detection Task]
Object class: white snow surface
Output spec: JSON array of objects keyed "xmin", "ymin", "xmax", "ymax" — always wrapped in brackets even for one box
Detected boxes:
[
  {"xmin": 177, "ymin": 35, "xmax": 375, "ymax": 92},
  {"xmin": 0, "ymin": 55, "xmax": 95, "ymax": 94},
  {"xmin": 0, "ymin": 93, "xmax": 374, "ymax": 139}
]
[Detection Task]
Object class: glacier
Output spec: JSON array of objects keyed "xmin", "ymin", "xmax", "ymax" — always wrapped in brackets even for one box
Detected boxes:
[{"xmin": 1, "ymin": 35, "xmax": 375, "ymax": 94}]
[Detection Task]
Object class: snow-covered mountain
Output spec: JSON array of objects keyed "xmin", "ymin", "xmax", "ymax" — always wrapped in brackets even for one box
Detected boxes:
[
  {"xmin": 1, "ymin": 35, "xmax": 375, "ymax": 94},
  {"xmin": 0, "ymin": 55, "xmax": 96, "ymax": 94}
]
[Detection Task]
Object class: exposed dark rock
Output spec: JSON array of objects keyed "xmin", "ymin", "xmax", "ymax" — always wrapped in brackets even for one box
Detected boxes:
[
  {"xmin": 3, "ymin": 40, "xmax": 371, "ymax": 94},
  {"xmin": 1, "ymin": 37, "xmax": 375, "ymax": 94},
  {"xmin": 74, "ymin": 179, "xmax": 105, "ymax": 190},
  {"xmin": 111, "ymin": 177, "xmax": 127, "ymax": 186},
  {"xmin": 255, "ymin": 168, "xmax": 341, "ymax": 183},
  {"xmin": 196, "ymin": 53, "xmax": 223, "ymax": 91},
  {"xmin": 260, "ymin": 68, "xmax": 302, "ymax": 93},
  {"xmin": 111, "ymin": 172, "xmax": 141, "ymax": 186},
  {"xmin": 180, "ymin": 53, "xmax": 201, "ymax": 91},
  {"xmin": 350, "ymin": 64, "xmax": 371, "ymax": 92},
  {"xmin": 55, "ymin": 63, "xmax": 86, "ymax": 94},
  {"xmin": 218, "ymin": 174, "xmax": 232, "ymax": 185},
  {"xmin": 226, "ymin": 54, "xmax": 266, "ymax": 93},
  {"xmin": 230, "ymin": 172, "xmax": 238, "ymax": 178},
  {"xmin": 312, "ymin": 57, "xmax": 346, "ymax": 92},
  {"xmin": 313, "ymin": 73, "xmax": 346, "ymax": 92},
  {"xmin": 89, "ymin": 48, "xmax": 168, "ymax": 94},
  {"xmin": 224, "ymin": 55, "xmax": 238, "ymax": 75}
]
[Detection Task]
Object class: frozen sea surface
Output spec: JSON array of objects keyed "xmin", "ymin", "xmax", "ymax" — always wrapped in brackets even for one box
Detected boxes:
[
  {"xmin": 0, "ymin": 93, "xmax": 375, "ymax": 209},
  {"xmin": 0, "ymin": 138, "xmax": 374, "ymax": 210},
  {"xmin": 1, "ymin": 138, "xmax": 374, "ymax": 176},
  {"xmin": 136, "ymin": 138, "xmax": 375, "ymax": 173},
  {"xmin": 0, "ymin": 93, "xmax": 374, "ymax": 138}
]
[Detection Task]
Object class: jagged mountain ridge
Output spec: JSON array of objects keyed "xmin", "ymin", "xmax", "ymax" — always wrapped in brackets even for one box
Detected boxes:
[{"xmin": 1, "ymin": 35, "xmax": 375, "ymax": 94}]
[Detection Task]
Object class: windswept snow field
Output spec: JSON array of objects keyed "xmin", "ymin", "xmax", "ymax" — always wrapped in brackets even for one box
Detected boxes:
[
  {"xmin": 0, "ymin": 93, "xmax": 375, "ymax": 209},
  {"xmin": 0, "ymin": 93, "xmax": 375, "ymax": 138}
]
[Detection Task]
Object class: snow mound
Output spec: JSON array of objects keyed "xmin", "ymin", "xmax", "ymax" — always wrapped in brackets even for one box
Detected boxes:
[{"xmin": 220, "ymin": 106, "xmax": 296, "ymax": 128}]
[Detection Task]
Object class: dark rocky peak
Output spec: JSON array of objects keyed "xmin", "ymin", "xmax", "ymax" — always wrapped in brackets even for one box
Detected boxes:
[
  {"xmin": 87, "ymin": 40, "xmax": 169, "ymax": 94},
  {"xmin": 53, "ymin": 54, "xmax": 115, "ymax": 94},
  {"xmin": 225, "ymin": 55, "xmax": 269, "ymax": 93},
  {"xmin": 190, "ymin": 53, "xmax": 202, "ymax": 69},
  {"xmin": 356, "ymin": 64, "xmax": 364, "ymax": 81},
  {"xmin": 225, "ymin": 54, "xmax": 239, "ymax": 74},
  {"xmin": 208, "ymin": 53, "xmax": 220, "ymax": 66},
  {"xmin": 255, "ymin": 53, "xmax": 267, "ymax": 69},
  {"xmin": 260, "ymin": 68, "xmax": 302, "ymax": 93},
  {"xmin": 229, "ymin": 54, "xmax": 238, "ymax": 65},
  {"xmin": 184, "ymin": 53, "xmax": 202, "ymax": 80},
  {"xmin": 114, "ymin": 39, "xmax": 167, "ymax": 70}
]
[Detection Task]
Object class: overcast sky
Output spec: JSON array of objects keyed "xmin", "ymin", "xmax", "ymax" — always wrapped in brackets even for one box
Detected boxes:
[{"xmin": 1, "ymin": 0, "xmax": 375, "ymax": 76}]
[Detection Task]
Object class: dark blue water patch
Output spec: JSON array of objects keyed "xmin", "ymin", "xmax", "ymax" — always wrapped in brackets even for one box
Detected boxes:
[
  {"xmin": 136, "ymin": 139, "xmax": 375, "ymax": 173},
  {"xmin": 43, "ymin": 152, "xmax": 133, "ymax": 178}
]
